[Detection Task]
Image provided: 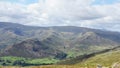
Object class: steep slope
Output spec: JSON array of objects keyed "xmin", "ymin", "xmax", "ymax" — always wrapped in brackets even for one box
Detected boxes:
[{"xmin": 0, "ymin": 39, "xmax": 67, "ymax": 59}]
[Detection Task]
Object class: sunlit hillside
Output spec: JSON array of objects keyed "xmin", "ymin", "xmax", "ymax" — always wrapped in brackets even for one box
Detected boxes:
[{"xmin": 76, "ymin": 48, "xmax": 120, "ymax": 67}]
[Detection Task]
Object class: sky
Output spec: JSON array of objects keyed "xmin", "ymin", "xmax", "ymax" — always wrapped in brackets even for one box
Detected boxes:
[{"xmin": 0, "ymin": 0, "xmax": 120, "ymax": 31}]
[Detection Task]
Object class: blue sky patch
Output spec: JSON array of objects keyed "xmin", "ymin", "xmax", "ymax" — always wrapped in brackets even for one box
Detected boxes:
[
  {"xmin": 93, "ymin": 0, "xmax": 120, "ymax": 5},
  {"xmin": 0, "ymin": 0, "xmax": 38, "ymax": 4}
]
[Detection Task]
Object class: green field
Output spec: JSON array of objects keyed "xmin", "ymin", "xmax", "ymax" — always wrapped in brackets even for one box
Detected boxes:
[{"xmin": 0, "ymin": 56, "xmax": 59, "ymax": 66}]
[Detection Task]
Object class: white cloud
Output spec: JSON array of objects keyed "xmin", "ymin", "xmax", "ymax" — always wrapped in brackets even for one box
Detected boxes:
[
  {"xmin": 26, "ymin": 0, "xmax": 103, "ymax": 25},
  {"xmin": 0, "ymin": 0, "xmax": 120, "ymax": 31}
]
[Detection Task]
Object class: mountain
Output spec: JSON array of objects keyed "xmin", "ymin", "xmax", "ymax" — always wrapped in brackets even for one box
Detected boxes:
[
  {"xmin": 0, "ymin": 22, "xmax": 120, "ymax": 59},
  {"xmin": 0, "ymin": 39, "xmax": 67, "ymax": 59}
]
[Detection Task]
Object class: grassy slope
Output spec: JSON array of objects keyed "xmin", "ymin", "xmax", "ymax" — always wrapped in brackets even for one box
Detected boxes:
[{"xmin": 75, "ymin": 48, "xmax": 120, "ymax": 67}]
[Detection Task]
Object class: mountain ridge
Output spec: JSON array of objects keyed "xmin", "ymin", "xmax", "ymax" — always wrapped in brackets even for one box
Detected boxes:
[{"xmin": 0, "ymin": 22, "xmax": 120, "ymax": 59}]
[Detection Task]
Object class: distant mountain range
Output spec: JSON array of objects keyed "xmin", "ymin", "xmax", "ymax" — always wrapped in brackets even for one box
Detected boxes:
[{"xmin": 0, "ymin": 22, "xmax": 120, "ymax": 59}]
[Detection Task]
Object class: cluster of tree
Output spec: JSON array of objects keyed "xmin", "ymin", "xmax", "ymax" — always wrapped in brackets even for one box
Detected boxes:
[{"xmin": 54, "ymin": 52, "xmax": 67, "ymax": 60}]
